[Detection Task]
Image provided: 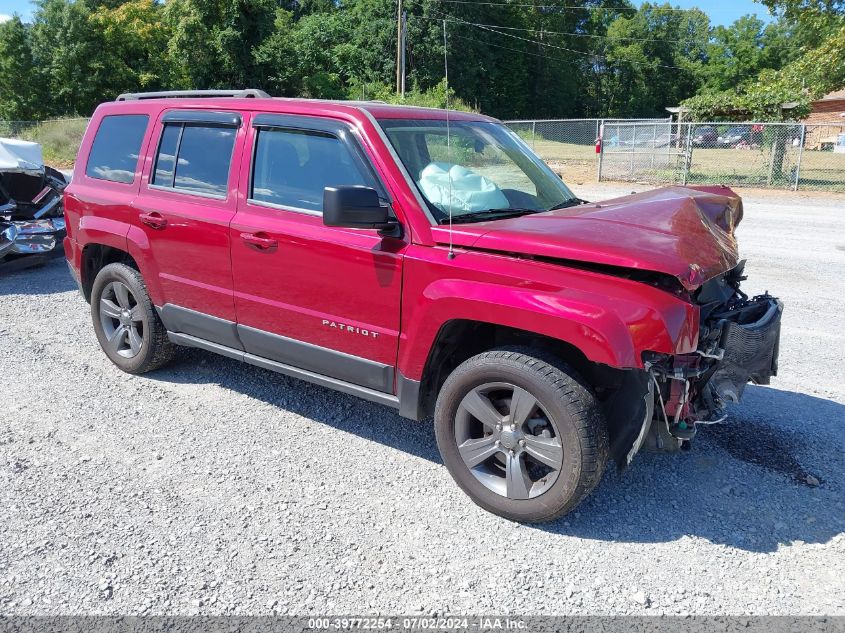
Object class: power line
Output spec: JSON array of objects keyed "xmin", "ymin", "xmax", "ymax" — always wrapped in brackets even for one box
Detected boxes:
[
  {"xmin": 475, "ymin": 23, "xmax": 701, "ymax": 44},
  {"xmin": 450, "ymin": 31, "xmax": 600, "ymax": 66},
  {"xmin": 475, "ymin": 21, "xmax": 688, "ymax": 69},
  {"xmin": 437, "ymin": 0, "xmax": 700, "ymax": 12},
  {"xmin": 421, "ymin": 15, "xmax": 703, "ymax": 44},
  {"xmin": 423, "ymin": 13, "xmax": 690, "ymax": 69}
]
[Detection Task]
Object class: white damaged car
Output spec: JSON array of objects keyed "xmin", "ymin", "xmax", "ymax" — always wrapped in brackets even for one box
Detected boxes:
[{"xmin": 0, "ymin": 138, "xmax": 67, "ymax": 270}]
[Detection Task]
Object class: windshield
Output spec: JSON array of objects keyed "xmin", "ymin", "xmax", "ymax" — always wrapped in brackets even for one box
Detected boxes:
[{"xmin": 377, "ymin": 118, "xmax": 578, "ymax": 223}]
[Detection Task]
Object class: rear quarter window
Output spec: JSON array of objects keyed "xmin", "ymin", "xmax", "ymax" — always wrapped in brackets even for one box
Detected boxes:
[{"xmin": 85, "ymin": 114, "xmax": 149, "ymax": 184}]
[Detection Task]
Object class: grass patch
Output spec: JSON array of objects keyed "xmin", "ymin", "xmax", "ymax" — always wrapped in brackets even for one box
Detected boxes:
[{"xmin": 14, "ymin": 118, "xmax": 89, "ymax": 168}]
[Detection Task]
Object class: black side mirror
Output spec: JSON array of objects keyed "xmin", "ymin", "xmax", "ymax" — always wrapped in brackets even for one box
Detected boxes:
[{"xmin": 323, "ymin": 186, "xmax": 395, "ymax": 231}]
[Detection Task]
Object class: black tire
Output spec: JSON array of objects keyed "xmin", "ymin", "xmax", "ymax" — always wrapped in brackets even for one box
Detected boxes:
[
  {"xmin": 90, "ymin": 262, "xmax": 176, "ymax": 374},
  {"xmin": 434, "ymin": 347, "xmax": 608, "ymax": 522}
]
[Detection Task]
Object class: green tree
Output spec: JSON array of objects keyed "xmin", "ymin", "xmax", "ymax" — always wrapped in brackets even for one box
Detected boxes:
[
  {"xmin": 289, "ymin": 9, "xmax": 353, "ymax": 98},
  {"xmin": 702, "ymin": 15, "xmax": 795, "ymax": 92},
  {"xmin": 253, "ymin": 8, "xmax": 300, "ymax": 95},
  {"xmin": 164, "ymin": 0, "xmax": 278, "ymax": 90},
  {"xmin": 0, "ymin": 16, "xmax": 46, "ymax": 119},
  {"xmin": 215, "ymin": 0, "xmax": 279, "ymax": 86},
  {"xmin": 89, "ymin": 0, "xmax": 171, "ymax": 92},
  {"xmin": 683, "ymin": 0, "xmax": 844, "ymax": 120},
  {"xmin": 163, "ymin": 0, "xmax": 217, "ymax": 89},
  {"xmin": 757, "ymin": 0, "xmax": 844, "ymax": 26},
  {"xmin": 350, "ymin": 77, "xmax": 473, "ymax": 110},
  {"xmin": 601, "ymin": 3, "xmax": 710, "ymax": 117},
  {"xmin": 399, "ymin": 0, "xmax": 634, "ymax": 118},
  {"xmin": 30, "ymin": 0, "xmax": 124, "ymax": 115},
  {"xmin": 0, "ymin": 0, "xmax": 832, "ymax": 122},
  {"xmin": 578, "ymin": 1, "xmax": 641, "ymax": 117}
]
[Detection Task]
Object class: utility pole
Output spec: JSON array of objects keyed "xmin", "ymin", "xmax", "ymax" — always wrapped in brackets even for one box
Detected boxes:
[
  {"xmin": 396, "ymin": 0, "xmax": 404, "ymax": 96},
  {"xmin": 400, "ymin": 10, "xmax": 407, "ymax": 98}
]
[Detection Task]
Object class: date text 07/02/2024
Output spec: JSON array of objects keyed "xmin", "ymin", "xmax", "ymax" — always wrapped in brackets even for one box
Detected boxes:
[{"xmin": 307, "ymin": 617, "xmax": 527, "ymax": 630}]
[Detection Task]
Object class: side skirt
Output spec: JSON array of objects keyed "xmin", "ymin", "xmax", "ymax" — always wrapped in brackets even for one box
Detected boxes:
[
  {"xmin": 237, "ymin": 324, "xmax": 393, "ymax": 393},
  {"xmin": 159, "ymin": 304, "xmax": 243, "ymax": 350},
  {"xmin": 167, "ymin": 331, "xmax": 401, "ymax": 411}
]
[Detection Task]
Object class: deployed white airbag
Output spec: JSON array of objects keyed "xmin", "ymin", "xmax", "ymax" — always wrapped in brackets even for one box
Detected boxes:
[
  {"xmin": 418, "ymin": 162, "xmax": 509, "ymax": 214},
  {"xmin": 0, "ymin": 138, "xmax": 44, "ymax": 172}
]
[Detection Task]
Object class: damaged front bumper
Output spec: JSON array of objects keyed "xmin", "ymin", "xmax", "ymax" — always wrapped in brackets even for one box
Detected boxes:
[
  {"xmin": 703, "ymin": 295, "xmax": 782, "ymax": 407},
  {"xmin": 1, "ymin": 144, "xmax": 67, "ymax": 268},
  {"xmin": 6, "ymin": 217, "xmax": 67, "ymax": 255},
  {"xmin": 0, "ymin": 222, "xmax": 17, "ymax": 258},
  {"xmin": 641, "ymin": 263, "xmax": 783, "ymax": 452},
  {"xmin": 0, "ymin": 216, "xmax": 67, "ymax": 272}
]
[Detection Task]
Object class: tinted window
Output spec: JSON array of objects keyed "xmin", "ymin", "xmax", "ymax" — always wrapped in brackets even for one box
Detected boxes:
[
  {"xmin": 86, "ymin": 114, "xmax": 148, "ymax": 184},
  {"xmin": 151, "ymin": 123, "xmax": 236, "ymax": 197},
  {"xmin": 251, "ymin": 128, "xmax": 373, "ymax": 212},
  {"xmin": 174, "ymin": 126, "xmax": 235, "ymax": 196},
  {"xmin": 152, "ymin": 124, "xmax": 180, "ymax": 186}
]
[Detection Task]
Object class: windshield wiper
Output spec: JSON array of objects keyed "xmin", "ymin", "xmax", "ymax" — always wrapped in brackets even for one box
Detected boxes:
[
  {"xmin": 439, "ymin": 208, "xmax": 543, "ymax": 225},
  {"xmin": 548, "ymin": 198, "xmax": 587, "ymax": 211}
]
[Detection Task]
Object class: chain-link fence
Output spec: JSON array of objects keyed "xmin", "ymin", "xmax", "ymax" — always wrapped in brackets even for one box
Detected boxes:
[
  {"xmin": 506, "ymin": 118, "xmax": 670, "ymax": 184},
  {"xmin": 507, "ymin": 118, "xmax": 845, "ymax": 192},
  {"xmin": 598, "ymin": 120, "xmax": 686, "ymax": 183},
  {"xmin": 0, "ymin": 118, "xmax": 90, "ymax": 167},
  {"xmin": 599, "ymin": 121, "xmax": 845, "ymax": 192}
]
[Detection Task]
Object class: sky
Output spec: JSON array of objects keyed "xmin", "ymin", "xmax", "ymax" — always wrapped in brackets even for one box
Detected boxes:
[
  {"xmin": 0, "ymin": 0, "xmax": 775, "ymax": 26},
  {"xmin": 633, "ymin": 0, "xmax": 774, "ymax": 25}
]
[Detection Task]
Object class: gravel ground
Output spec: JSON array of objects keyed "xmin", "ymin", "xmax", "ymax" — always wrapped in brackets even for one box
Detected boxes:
[{"xmin": 0, "ymin": 184, "xmax": 843, "ymax": 616}]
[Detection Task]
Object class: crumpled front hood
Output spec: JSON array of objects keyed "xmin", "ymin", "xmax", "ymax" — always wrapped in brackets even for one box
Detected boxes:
[{"xmin": 434, "ymin": 185, "xmax": 742, "ymax": 291}]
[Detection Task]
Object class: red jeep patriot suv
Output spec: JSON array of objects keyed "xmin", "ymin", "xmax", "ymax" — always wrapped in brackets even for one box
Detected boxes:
[{"xmin": 64, "ymin": 89, "xmax": 782, "ymax": 522}]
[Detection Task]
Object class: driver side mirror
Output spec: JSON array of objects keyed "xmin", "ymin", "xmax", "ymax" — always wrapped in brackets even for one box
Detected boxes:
[{"xmin": 323, "ymin": 186, "xmax": 396, "ymax": 232}]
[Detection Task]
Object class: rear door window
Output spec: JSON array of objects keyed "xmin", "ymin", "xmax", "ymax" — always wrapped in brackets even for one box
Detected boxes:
[
  {"xmin": 85, "ymin": 114, "xmax": 149, "ymax": 184},
  {"xmin": 250, "ymin": 128, "xmax": 374, "ymax": 213},
  {"xmin": 152, "ymin": 123, "xmax": 180, "ymax": 185},
  {"xmin": 151, "ymin": 123, "xmax": 237, "ymax": 198}
]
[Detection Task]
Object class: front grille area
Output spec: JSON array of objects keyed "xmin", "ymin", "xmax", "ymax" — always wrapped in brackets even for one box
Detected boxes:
[{"xmin": 709, "ymin": 297, "xmax": 783, "ymax": 402}]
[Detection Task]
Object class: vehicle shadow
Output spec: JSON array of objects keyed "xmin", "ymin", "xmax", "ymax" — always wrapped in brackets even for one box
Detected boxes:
[
  {"xmin": 0, "ymin": 257, "xmax": 76, "ymax": 295},
  {"xmin": 150, "ymin": 347, "xmax": 443, "ymax": 462},
  {"xmin": 536, "ymin": 385, "xmax": 845, "ymax": 553},
  {"xmin": 150, "ymin": 348, "xmax": 845, "ymax": 553}
]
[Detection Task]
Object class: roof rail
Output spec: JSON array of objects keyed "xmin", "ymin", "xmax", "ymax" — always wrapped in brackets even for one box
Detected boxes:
[{"xmin": 116, "ymin": 89, "xmax": 271, "ymax": 101}]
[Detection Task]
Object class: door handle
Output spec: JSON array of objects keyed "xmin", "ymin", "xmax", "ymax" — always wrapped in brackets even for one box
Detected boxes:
[
  {"xmin": 240, "ymin": 232, "xmax": 278, "ymax": 250},
  {"xmin": 139, "ymin": 211, "xmax": 167, "ymax": 230}
]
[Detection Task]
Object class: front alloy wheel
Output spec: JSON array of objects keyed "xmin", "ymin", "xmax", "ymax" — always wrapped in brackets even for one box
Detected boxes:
[
  {"xmin": 456, "ymin": 382, "xmax": 563, "ymax": 500},
  {"xmin": 435, "ymin": 347, "xmax": 609, "ymax": 522}
]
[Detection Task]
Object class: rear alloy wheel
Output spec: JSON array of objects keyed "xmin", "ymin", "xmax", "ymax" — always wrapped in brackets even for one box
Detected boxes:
[
  {"xmin": 98, "ymin": 280, "xmax": 145, "ymax": 359},
  {"xmin": 90, "ymin": 262, "xmax": 175, "ymax": 374},
  {"xmin": 435, "ymin": 347, "xmax": 609, "ymax": 522}
]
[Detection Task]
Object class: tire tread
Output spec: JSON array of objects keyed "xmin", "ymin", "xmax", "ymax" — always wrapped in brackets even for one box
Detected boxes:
[
  {"xmin": 435, "ymin": 346, "xmax": 609, "ymax": 522},
  {"xmin": 90, "ymin": 263, "xmax": 176, "ymax": 374}
]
